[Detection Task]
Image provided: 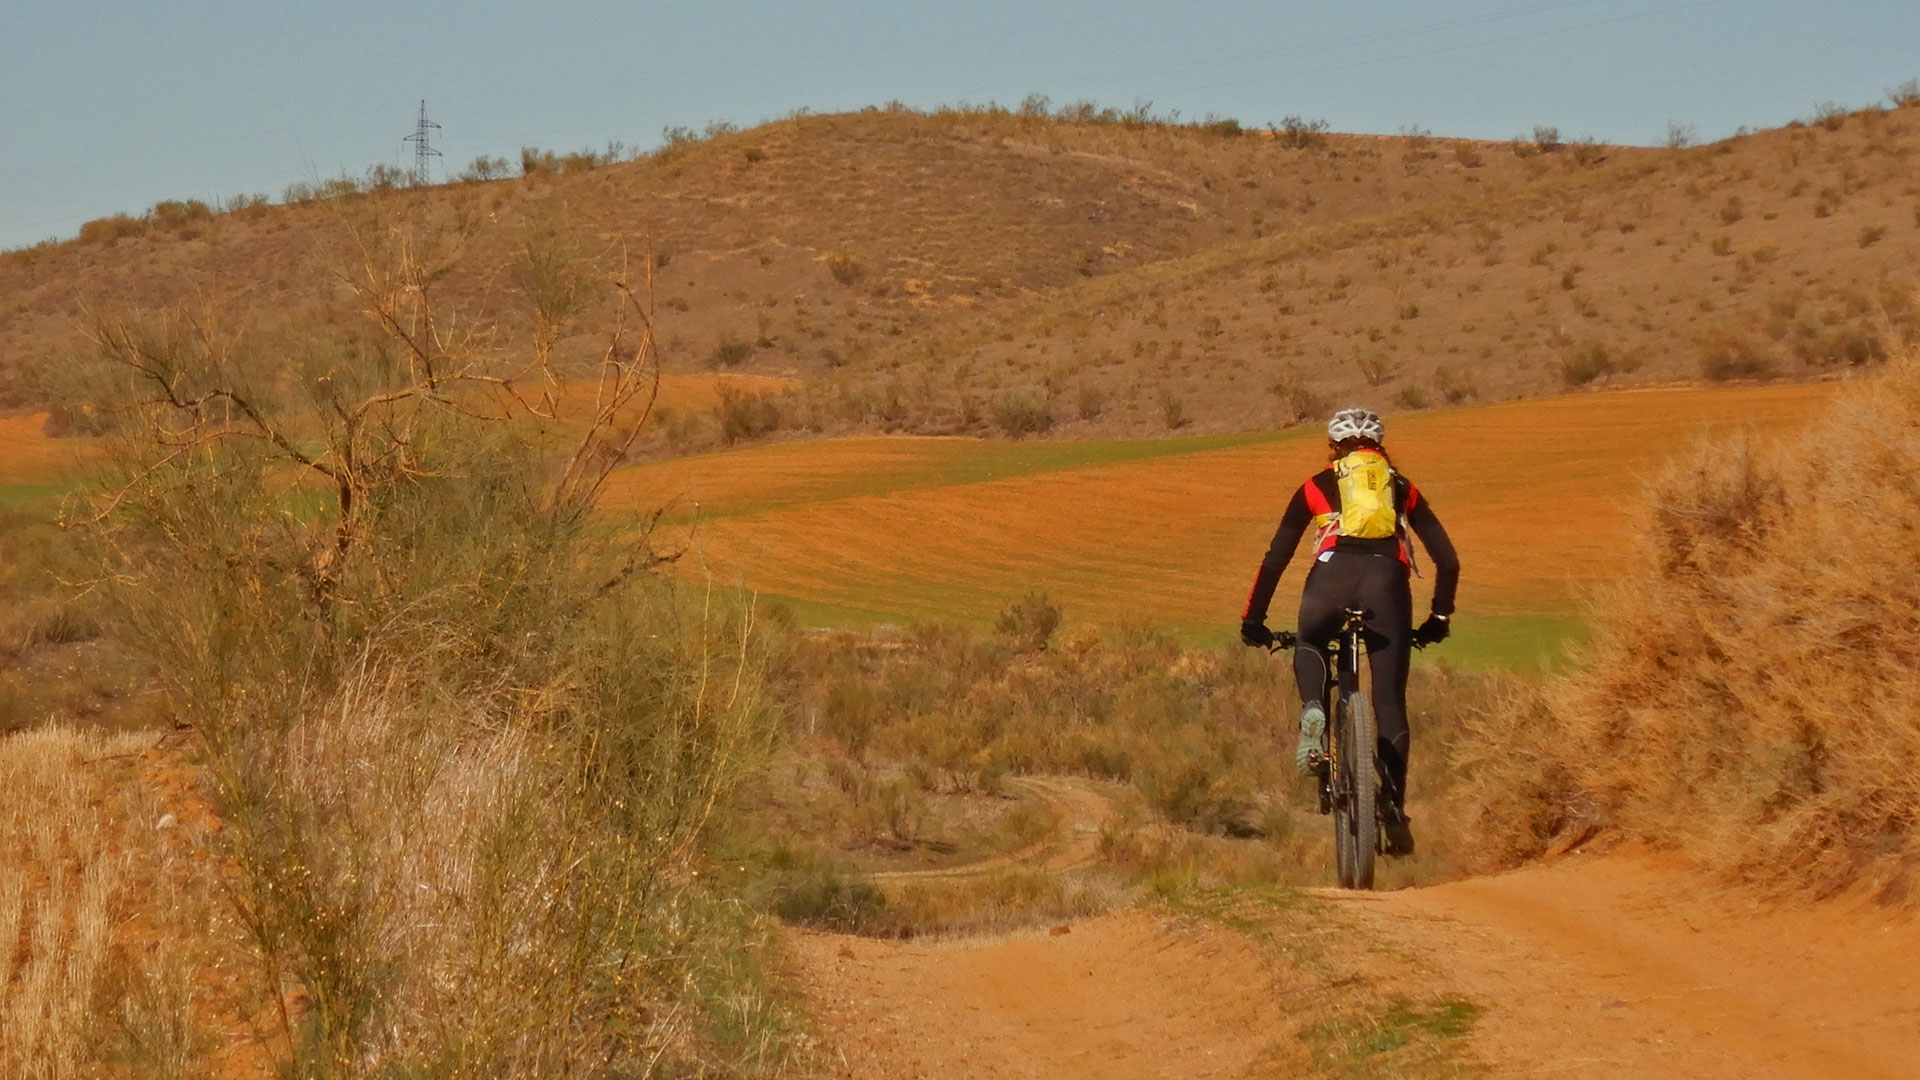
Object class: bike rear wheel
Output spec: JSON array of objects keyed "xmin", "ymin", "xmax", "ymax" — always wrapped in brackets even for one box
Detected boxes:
[{"xmin": 1332, "ymin": 687, "xmax": 1378, "ymax": 890}]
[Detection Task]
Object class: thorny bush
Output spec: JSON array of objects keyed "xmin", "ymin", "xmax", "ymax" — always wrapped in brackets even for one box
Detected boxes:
[{"xmin": 70, "ymin": 204, "xmax": 791, "ymax": 1078}]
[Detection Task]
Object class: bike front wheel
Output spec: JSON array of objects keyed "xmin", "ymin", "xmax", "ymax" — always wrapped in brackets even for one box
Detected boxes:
[{"xmin": 1332, "ymin": 687, "xmax": 1378, "ymax": 890}]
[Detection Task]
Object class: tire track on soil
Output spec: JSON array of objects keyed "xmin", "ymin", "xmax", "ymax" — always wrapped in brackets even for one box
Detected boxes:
[
  {"xmin": 1350, "ymin": 848, "xmax": 1920, "ymax": 1079},
  {"xmin": 867, "ymin": 777, "xmax": 1113, "ymax": 883}
]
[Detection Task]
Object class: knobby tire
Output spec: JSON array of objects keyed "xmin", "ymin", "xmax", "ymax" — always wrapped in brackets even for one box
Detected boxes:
[{"xmin": 1333, "ymin": 685, "xmax": 1378, "ymax": 890}]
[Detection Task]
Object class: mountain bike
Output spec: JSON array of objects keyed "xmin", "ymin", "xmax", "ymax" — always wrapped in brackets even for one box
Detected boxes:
[{"xmin": 1272, "ymin": 608, "xmax": 1384, "ymax": 890}]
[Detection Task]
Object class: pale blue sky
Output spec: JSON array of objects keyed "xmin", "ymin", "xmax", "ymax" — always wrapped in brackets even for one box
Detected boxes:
[{"xmin": 3, "ymin": 1, "xmax": 1916, "ymax": 251}]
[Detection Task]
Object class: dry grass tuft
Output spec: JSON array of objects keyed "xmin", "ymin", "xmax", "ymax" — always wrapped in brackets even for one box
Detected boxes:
[
  {"xmin": 1454, "ymin": 318, "xmax": 1920, "ymax": 898},
  {"xmin": 0, "ymin": 726, "xmax": 145, "ymax": 1078}
]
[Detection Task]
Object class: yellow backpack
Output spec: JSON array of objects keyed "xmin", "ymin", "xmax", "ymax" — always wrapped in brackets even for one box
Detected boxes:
[{"xmin": 1332, "ymin": 451, "xmax": 1399, "ymax": 539}]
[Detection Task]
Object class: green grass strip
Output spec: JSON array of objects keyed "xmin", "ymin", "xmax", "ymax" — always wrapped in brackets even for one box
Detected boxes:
[{"xmin": 0, "ymin": 484, "xmax": 66, "ymax": 511}]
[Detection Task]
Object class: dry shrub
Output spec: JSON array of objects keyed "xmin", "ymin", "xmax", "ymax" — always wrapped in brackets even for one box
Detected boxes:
[
  {"xmin": 1355, "ymin": 351, "xmax": 1397, "ymax": 387},
  {"xmin": 1455, "ymin": 336, "xmax": 1920, "ymax": 897},
  {"xmin": 73, "ymin": 214, "xmax": 791, "ymax": 1076},
  {"xmin": 990, "ymin": 390, "xmax": 1053, "ymax": 436},
  {"xmin": 0, "ymin": 515, "xmax": 82, "ymax": 664},
  {"xmin": 714, "ymin": 382, "xmax": 785, "ymax": 444},
  {"xmin": 77, "ymin": 213, "xmax": 146, "ymax": 244},
  {"xmin": 1273, "ymin": 116, "xmax": 1329, "ymax": 150},
  {"xmin": 1075, "ymin": 382, "xmax": 1106, "ymax": 420},
  {"xmin": 1270, "ymin": 363, "xmax": 1330, "ymax": 424},
  {"xmin": 1558, "ymin": 341, "xmax": 1616, "ymax": 387},
  {"xmin": 823, "ymin": 251, "xmax": 865, "ymax": 286},
  {"xmin": 995, "ymin": 589, "xmax": 1062, "ymax": 652},
  {"xmin": 1697, "ymin": 328, "xmax": 1774, "ymax": 381}
]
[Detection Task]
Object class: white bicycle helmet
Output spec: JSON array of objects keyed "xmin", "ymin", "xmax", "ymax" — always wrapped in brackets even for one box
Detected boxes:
[{"xmin": 1326, "ymin": 407, "xmax": 1384, "ymax": 443}]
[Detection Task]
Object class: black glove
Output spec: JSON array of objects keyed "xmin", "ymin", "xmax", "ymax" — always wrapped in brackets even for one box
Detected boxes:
[
  {"xmin": 1240, "ymin": 619, "xmax": 1274, "ymax": 648},
  {"xmin": 1412, "ymin": 613, "xmax": 1451, "ymax": 648}
]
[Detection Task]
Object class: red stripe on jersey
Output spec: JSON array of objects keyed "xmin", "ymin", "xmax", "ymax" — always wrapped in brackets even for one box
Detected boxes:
[{"xmin": 1301, "ymin": 477, "xmax": 1332, "ymax": 517}]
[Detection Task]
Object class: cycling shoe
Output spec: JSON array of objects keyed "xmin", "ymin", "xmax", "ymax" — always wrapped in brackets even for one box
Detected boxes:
[
  {"xmin": 1295, "ymin": 704, "xmax": 1326, "ymax": 777},
  {"xmin": 1382, "ymin": 812, "xmax": 1416, "ymax": 857}
]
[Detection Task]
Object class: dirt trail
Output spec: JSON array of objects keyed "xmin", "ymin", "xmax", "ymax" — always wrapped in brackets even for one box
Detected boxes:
[
  {"xmin": 789, "ymin": 911, "xmax": 1288, "ymax": 1079},
  {"xmin": 1348, "ymin": 846, "xmax": 1920, "ymax": 1079},
  {"xmin": 789, "ymin": 844, "xmax": 1920, "ymax": 1078},
  {"xmin": 869, "ymin": 777, "xmax": 1113, "ymax": 883}
]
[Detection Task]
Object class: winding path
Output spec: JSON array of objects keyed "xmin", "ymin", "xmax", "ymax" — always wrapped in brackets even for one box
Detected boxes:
[
  {"xmin": 1348, "ymin": 846, "xmax": 1920, "ymax": 1078},
  {"xmin": 790, "ymin": 842, "xmax": 1920, "ymax": 1078},
  {"xmin": 867, "ymin": 777, "xmax": 1114, "ymax": 883}
]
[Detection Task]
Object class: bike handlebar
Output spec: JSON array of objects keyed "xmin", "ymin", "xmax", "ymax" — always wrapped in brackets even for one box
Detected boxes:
[{"xmin": 1266, "ymin": 629, "xmax": 1443, "ymax": 651}]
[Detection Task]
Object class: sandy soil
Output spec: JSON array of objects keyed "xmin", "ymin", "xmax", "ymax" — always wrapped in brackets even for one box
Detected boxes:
[
  {"xmin": 789, "ymin": 910, "xmax": 1289, "ymax": 1080},
  {"xmin": 1351, "ymin": 847, "xmax": 1920, "ymax": 1079},
  {"xmin": 790, "ymin": 845, "xmax": 1920, "ymax": 1079}
]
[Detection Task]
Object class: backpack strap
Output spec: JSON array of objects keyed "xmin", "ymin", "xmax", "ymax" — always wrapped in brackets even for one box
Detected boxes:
[
  {"xmin": 1301, "ymin": 476, "xmax": 1339, "ymax": 558},
  {"xmin": 1397, "ymin": 477, "xmax": 1422, "ymax": 575}
]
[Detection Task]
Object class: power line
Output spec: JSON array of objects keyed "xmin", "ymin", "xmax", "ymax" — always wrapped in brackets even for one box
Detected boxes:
[{"xmin": 402, "ymin": 100, "xmax": 442, "ymax": 185}]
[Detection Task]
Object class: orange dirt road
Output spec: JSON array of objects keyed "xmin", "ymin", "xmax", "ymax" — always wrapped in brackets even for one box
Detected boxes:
[
  {"xmin": 1352, "ymin": 847, "xmax": 1920, "ymax": 1079},
  {"xmin": 789, "ymin": 910, "xmax": 1288, "ymax": 1080},
  {"xmin": 790, "ymin": 848, "xmax": 1920, "ymax": 1079}
]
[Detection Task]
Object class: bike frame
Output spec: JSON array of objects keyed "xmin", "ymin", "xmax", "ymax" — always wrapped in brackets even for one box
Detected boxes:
[
  {"xmin": 1279, "ymin": 608, "xmax": 1383, "ymax": 888},
  {"xmin": 1318, "ymin": 612, "xmax": 1367, "ymax": 805}
]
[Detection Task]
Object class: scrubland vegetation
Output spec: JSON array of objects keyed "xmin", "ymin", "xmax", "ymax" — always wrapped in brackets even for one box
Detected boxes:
[
  {"xmin": 5, "ymin": 90, "xmax": 1920, "ymax": 1075},
  {"xmin": 1456, "ymin": 314, "xmax": 1920, "ymax": 899},
  {"xmin": 731, "ymin": 598, "xmax": 1491, "ymax": 939},
  {"xmin": 0, "ymin": 209, "xmax": 803, "ymax": 1077}
]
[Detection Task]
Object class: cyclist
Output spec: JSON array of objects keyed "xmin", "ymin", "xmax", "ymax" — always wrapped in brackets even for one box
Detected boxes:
[{"xmin": 1239, "ymin": 407, "xmax": 1460, "ymax": 856}]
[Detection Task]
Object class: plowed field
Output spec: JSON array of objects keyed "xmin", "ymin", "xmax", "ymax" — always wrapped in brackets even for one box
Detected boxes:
[
  {"xmin": 6, "ymin": 381, "xmax": 1837, "ymax": 664},
  {"xmin": 0, "ymin": 412, "xmax": 84, "ymax": 488},
  {"xmin": 606, "ymin": 382, "xmax": 1836, "ymax": 665}
]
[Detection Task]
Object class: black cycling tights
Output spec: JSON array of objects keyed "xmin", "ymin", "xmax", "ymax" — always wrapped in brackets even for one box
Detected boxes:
[{"xmin": 1293, "ymin": 551, "xmax": 1413, "ymax": 809}]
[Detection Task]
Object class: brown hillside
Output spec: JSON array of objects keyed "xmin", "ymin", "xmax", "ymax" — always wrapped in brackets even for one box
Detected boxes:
[
  {"xmin": 0, "ymin": 109, "xmax": 1557, "ymax": 407},
  {"xmin": 3, "ymin": 103, "xmax": 1916, "ymax": 444},
  {"xmin": 891, "ymin": 109, "xmax": 1920, "ymax": 438}
]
